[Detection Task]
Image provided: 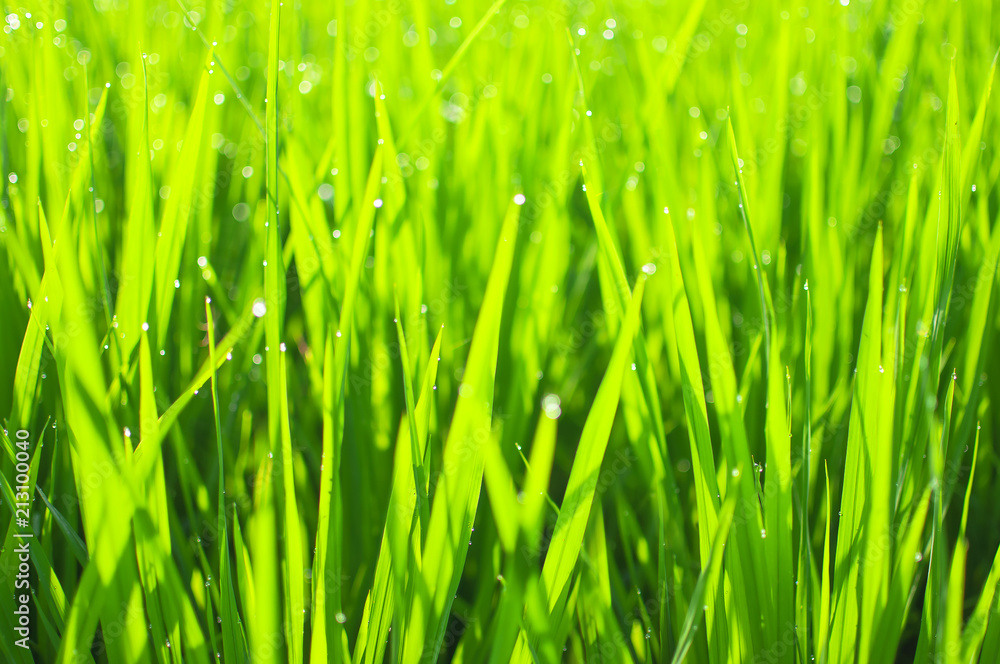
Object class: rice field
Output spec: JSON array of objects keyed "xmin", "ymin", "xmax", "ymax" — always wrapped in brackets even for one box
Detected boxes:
[{"xmin": 1, "ymin": 0, "xmax": 1000, "ymax": 662}]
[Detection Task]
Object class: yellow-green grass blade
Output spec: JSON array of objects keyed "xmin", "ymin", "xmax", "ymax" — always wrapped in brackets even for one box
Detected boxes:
[
  {"xmin": 858, "ymin": 226, "xmax": 895, "ymax": 662},
  {"xmin": 401, "ymin": 201, "xmax": 520, "ymax": 662},
  {"xmin": 262, "ymin": 0, "xmax": 284, "ymax": 455},
  {"xmin": 487, "ymin": 414, "xmax": 559, "ymax": 664},
  {"xmin": 661, "ymin": 209, "xmax": 725, "ymax": 657},
  {"xmin": 578, "ymin": 161, "xmax": 687, "ymax": 567},
  {"xmin": 0, "ymin": 206, "xmax": 41, "ymax": 301},
  {"xmin": 687, "ymin": 170, "xmax": 767, "ymax": 655},
  {"xmin": 856, "ymin": 0, "xmax": 923, "ymax": 202},
  {"xmin": 311, "ymin": 146, "xmax": 383, "ymax": 663},
  {"xmin": 928, "ymin": 63, "xmax": 963, "ymax": 387},
  {"xmin": 729, "ymin": 115, "xmax": 794, "ymax": 660},
  {"xmin": 660, "ymin": 0, "xmax": 708, "ymax": 94},
  {"xmin": 7, "ymin": 200, "xmax": 60, "ymax": 430},
  {"xmin": 354, "ymin": 327, "xmax": 443, "ymax": 664},
  {"xmin": 962, "ymin": 517, "xmax": 1000, "ymax": 662},
  {"xmin": 578, "ymin": 504, "xmax": 629, "ymax": 662},
  {"xmin": 253, "ymin": 1, "xmax": 287, "ymax": 658},
  {"xmin": 828, "ymin": 227, "xmax": 884, "ymax": 664},
  {"xmin": 915, "ymin": 377, "xmax": 957, "ymax": 664},
  {"xmin": 482, "ymin": 430, "xmax": 520, "ymax": 554},
  {"xmin": 251, "ymin": 454, "xmax": 280, "ymax": 664},
  {"xmin": 153, "ymin": 56, "xmax": 213, "ymax": 344},
  {"xmin": 205, "ymin": 297, "xmax": 248, "ymax": 664},
  {"xmin": 233, "ymin": 510, "xmax": 257, "ymax": 646},
  {"xmin": 540, "ymin": 275, "xmax": 646, "ymax": 618},
  {"xmin": 798, "ymin": 283, "xmax": 814, "ymax": 664},
  {"xmin": 149, "ymin": 300, "xmax": 257, "ymax": 430},
  {"xmin": 395, "ymin": 293, "xmax": 429, "ymax": 535},
  {"xmin": 976, "ymin": 582, "xmax": 1000, "ymax": 664},
  {"xmin": 951, "ymin": 212, "xmax": 1000, "ymax": 502},
  {"xmin": 397, "ymin": 0, "xmax": 510, "ymax": 146},
  {"xmin": 869, "ymin": 487, "xmax": 932, "ymax": 664},
  {"xmin": 114, "ymin": 50, "xmax": 156, "ymax": 371},
  {"xmin": 726, "ymin": 117, "xmax": 771, "ymax": 368},
  {"xmin": 135, "ymin": 328, "xmax": 178, "ymax": 664},
  {"xmin": 670, "ymin": 489, "xmax": 739, "ymax": 664},
  {"xmin": 570, "ymin": 48, "xmax": 686, "ymax": 574},
  {"xmin": 818, "ymin": 464, "xmax": 832, "ymax": 663},
  {"xmin": 374, "ymin": 88, "xmax": 406, "ymax": 224},
  {"xmin": 943, "ymin": 429, "xmax": 980, "ymax": 664},
  {"xmin": 959, "ymin": 51, "xmax": 997, "ymax": 216},
  {"xmin": 46, "ymin": 198, "xmax": 157, "ymax": 663},
  {"xmin": 309, "ymin": 328, "xmax": 341, "ymax": 664},
  {"xmin": 278, "ymin": 348, "xmax": 305, "ymax": 664},
  {"xmin": 82, "ymin": 77, "xmax": 112, "ymax": 335},
  {"xmin": 33, "ymin": 486, "xmax": 88, "ymax": 567}
]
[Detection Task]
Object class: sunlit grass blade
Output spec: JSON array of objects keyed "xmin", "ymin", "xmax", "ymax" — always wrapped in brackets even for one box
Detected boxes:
[
  {"xmin": 153, "ymin": 56, "xmax": 212, "ymax": 343},
  {"xmin": 828, "ymin": 226, "xmax": 884, "ymax": 663},
  {"xmin": 728, "ymin": 115, "xmax": 793, "ymax": 661},
  {"xmin": 539, "ymin": 275, "xmax": 647, "ymax": 618},
  {"xmin": 205, "ymin": 297, "xmax": 248, "ymax": 664},
  {"xmin": 311, "ymin": 146, "xmax": 383, "ymax": 664},
  {"xmin": 398, "ymin": 0, "xmax": 510, "ymax": 145},
  {"xmin": 661, "ymin": 209, "xmax": 725, "ymax": 657},
  {"xmin": 670, "ymin": 490, "xmax": 738, "ymax": 664},
  {"xmin": 354, "ymin": 327, "xmax": 443, "ymax": 664},
  {"xmin": 402, "ymin": 201, "xmax": 520, "ymax": 662}
]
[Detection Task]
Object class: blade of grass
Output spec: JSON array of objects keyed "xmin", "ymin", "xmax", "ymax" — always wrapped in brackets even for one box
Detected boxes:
[
  {"xmin": 206, "ymin": 297, "xmax": 247, "ymax": 664},
  {"xmin": 401, "ymin": 200, "xmax": 520, "ymax": 662}
]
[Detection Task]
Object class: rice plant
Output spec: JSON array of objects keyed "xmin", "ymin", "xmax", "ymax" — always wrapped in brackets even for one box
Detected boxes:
[{"xmin": 1, "ymin": 0, "xmax": 999, "ymax": 662}]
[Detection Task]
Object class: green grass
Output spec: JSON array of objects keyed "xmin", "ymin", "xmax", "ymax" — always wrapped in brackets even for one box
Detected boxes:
[{"xmin": 2, "ymin": 0, "xmax": 1000, "ymax": 662}]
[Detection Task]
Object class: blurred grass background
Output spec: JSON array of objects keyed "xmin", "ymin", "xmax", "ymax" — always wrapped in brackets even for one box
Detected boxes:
[{"xmin": 2, "ymin": 0, "xmax": 1000, "ymax": 662}]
